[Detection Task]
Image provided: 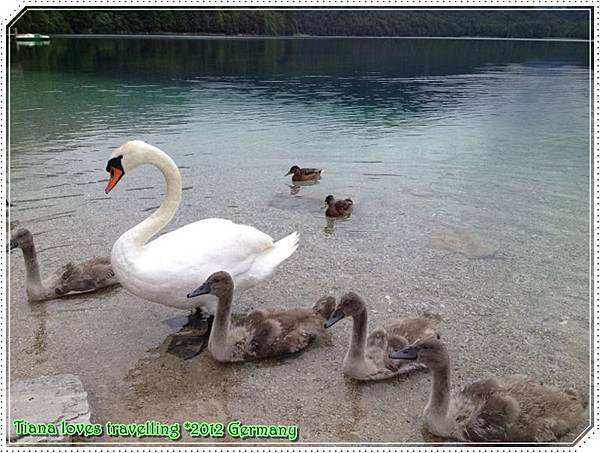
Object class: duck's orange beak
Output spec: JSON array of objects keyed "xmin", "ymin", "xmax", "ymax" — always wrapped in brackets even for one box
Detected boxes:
[{"xmin": 105, "ymin": 167, "xmax": 124, "ymax": 194}]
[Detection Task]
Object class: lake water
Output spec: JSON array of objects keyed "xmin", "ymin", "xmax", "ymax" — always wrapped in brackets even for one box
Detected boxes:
[{"xmin": 9, "ymin": 37, "xmax": 590, "ymax": 443}]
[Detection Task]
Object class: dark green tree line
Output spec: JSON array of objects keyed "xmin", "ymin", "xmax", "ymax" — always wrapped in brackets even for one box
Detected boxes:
[{"xmin": 13, "ymin": 10, "xmax": 590, "ymax": 39}]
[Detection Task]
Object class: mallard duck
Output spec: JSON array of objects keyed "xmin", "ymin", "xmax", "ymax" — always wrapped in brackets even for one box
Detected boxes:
[
  {"xmin": 10, "ymin": 228, "xmax": 119, "ymax": 302},
  {"xmin": 324, "ymin": 195, "xmax": 353, "ymax": 218},
  {"xmin": 324, "ymin": 292, "xmax": 440, "ymax": 380},
  {"xmin": 286, "ymin": 165, "xmax": 323, "ymax": 182},
  {"xmin": 390, "ymin": 336, "xmax": 586, "ymax": 441},
  {"xmin": 187, "ymin": 271, "xmax": 335, "ymax": 362}
]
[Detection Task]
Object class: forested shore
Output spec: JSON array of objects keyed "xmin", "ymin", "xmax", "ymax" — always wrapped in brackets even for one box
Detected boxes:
[{"xmin": 14, "ymin": 10, "xmax": 590, "ymax": 39}]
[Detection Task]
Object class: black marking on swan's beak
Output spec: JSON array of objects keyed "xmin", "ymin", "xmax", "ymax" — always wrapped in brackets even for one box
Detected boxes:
[
  {"xmin": 105, "ymin": 156, "xmax": 125, "ymax": 194},
  {"xmin": 389, "ymin": 345, "xmax": 418, "ymax": 360},
  {"xmin": 324, "ymin": 308, "xmax": 345, "ymax": 328},
  {"xmin": 9, "ymin": 238, "xmax": 18, "ymax": 251},
  {"xmin": 187, "ymin": 282, "xmax": 210, "ymax": 298}
]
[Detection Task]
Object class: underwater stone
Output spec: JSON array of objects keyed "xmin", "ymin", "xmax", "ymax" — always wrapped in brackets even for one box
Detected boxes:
[{"xmin": 10, "ymin": 374, "xmax": 90, "ymax": 443}]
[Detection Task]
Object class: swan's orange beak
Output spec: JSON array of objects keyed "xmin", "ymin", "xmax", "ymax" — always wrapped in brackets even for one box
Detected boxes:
[{"xmin": 105, "ymin": 167, "xmax": 124, "ymax": 194}]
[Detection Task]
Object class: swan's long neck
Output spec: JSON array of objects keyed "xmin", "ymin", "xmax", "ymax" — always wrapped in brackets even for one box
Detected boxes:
[
  {"xmin": 17, "ymin": 243, "xmax": 53, "ymax": 301},
  {"xmin": 347, "ymin": 309, "xmax": 368, "ymax": 363},
  {"xmin": 428, "ymin": 363, "xmax": 451, "ymax": 417},
  {"xmin": 209, "ymin": 290, "xmax": 233, "ymax": 358},
  {"xmin": 124, "ymin": 147, "xmax": 182, "ymax": 247},
  {"xmin": 19, "ymin": 244, "xmax": 44, "ymax": 294}
]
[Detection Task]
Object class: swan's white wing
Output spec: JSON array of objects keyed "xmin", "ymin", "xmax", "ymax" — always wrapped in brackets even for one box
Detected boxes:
[
  {"xmin": 137, "ymin": 218, "xmax": 274, "ymax": 288},
  {"xmin": 150, "ymin": 217, "xmax": 272, "ymax": 257},
  {"xmin": 112, "ymin": 218, "xmax": 297, "ymax": 309}
]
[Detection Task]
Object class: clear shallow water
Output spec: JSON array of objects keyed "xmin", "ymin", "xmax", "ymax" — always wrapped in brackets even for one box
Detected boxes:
[{"xmin": 9, "ymin": 37, "xmax": 590, "ymax": 443}]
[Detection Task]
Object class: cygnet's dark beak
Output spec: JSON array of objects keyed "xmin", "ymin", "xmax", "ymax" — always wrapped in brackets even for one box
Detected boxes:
[
  {"xmin": 324, "ymin": 308, "xmax": 345, "ymax": 328},
  {"xmin": 389, "ymin": 345, "xmax": 418, "ymax": 360},
  {"xmin": 187, "ymin": 281, "xmax": 210, "ymax": 298},
  {"xmin": 9, "ymin": 238, "xmax": 18, "ymax": 251},
  {"xmin": 285, "ymin": 171, "xmax": 292, "ymax": 176}
]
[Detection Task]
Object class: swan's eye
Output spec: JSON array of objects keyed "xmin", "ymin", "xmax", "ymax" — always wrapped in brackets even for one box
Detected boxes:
[{"xmin": 423, "ymin": 346, "xmax": 429, "ymax": 350}]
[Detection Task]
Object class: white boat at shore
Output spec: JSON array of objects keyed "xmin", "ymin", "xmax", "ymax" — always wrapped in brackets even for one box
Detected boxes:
[{"xmin": 15, "ymin": 33, "xmax": 50, "ymax": 42}]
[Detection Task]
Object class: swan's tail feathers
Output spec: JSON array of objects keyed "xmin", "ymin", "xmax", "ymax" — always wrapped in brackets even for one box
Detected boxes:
[
  {"xmin": 249, "ymin": 232, "xmax": 299, "ymax": 283},
  {"xmin": 262, "ymin": 231, "xmax": 299, "ymax": 269},
  {"xmin": 270, "ymin": 231, "xmax": 300, "ymax": 265}
]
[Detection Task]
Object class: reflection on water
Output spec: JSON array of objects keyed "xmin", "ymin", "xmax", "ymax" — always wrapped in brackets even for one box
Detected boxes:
[
  {"xmin": 324, "ymin": 215, "xmax": 355, "ymax": 235},
  {"xmin": 15, "ymin": 41, "xmax": 50, "ymax": 48},
  {"xmin": 289, "ymin": 179, "xmax": 320, "ymax": 195},
  {"xmin": 324, "ymin": 217, "xmax": 335, "ymax": 235},
  {"xmin": 10, "ymin": 37, "xmax": 589, "ymax": 150}
]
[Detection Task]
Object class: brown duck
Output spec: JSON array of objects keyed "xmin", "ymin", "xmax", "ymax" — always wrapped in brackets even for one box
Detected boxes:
[
  {"xmin": 286, "ymin": 165, "xmax": 323, "ymax": 182},
  {"xmin": 187, "ymin": 271, "xmax": 335, "ymax": 362},
  {"xmin": 324, "ymin": 195, "xmax": 354, "ymax": 217}
]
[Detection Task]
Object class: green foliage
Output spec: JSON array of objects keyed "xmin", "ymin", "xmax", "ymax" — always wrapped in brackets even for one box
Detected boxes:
[
  {"xmin": 15, "ymin": 10, "xmax": 71, "ymax": 34},
  {"xmin": 13, "ymin": 10, "xmax": 590, "ymax": 39}
]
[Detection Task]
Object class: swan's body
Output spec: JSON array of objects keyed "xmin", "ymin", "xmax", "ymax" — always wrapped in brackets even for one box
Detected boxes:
[
  {"xmin": 106, "ymin": 141, "xmax": 299, "ymax": 311},
  {"xmin": 10, "ymin": 228, "xmax": 118, "ymax": 302},
  {"xmin": 390, "ymin": 337, "xmax": 586, "ymax": 442},
  {"xmin": 324, "ymin": 292, "xmax": 440, "ymax": 381},
  {"xmin": 188, "ymin": 271, "xmax": 335, "ymax": 362}
]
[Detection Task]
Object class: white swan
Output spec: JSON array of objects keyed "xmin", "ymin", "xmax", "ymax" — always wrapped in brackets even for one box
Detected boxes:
[{"xmin": 105, "ymin": 140, "xmax": 299, "ymax": 312}]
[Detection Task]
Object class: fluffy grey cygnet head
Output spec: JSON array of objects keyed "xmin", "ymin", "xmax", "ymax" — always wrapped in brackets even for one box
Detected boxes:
[
  {"xmin": 10, "ymin": 228, "xmax": 34, "ymax": 250},
  {"xmin": 324, "ymin": 291, "xmax": 366, "ymax": 328},
  {"xmin": 389, "ymin": 334, "xmax": 446, "ymax": 370},
  {"xmin": 187, "ymin": 271, "xmax": 234, "ymax": 300},
  {"xmin": 313, "ymin": 295, "xmax": 336, "ymax": 319}
]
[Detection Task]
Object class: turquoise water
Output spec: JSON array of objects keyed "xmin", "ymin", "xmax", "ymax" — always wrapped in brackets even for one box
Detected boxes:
[
  {"xmin": 10, "ymin": 38, "xmax": 589, "ymax": 223},
  {"xmin": 9, "ymin": 37, "xmax": 590, "ymax": 442}
]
